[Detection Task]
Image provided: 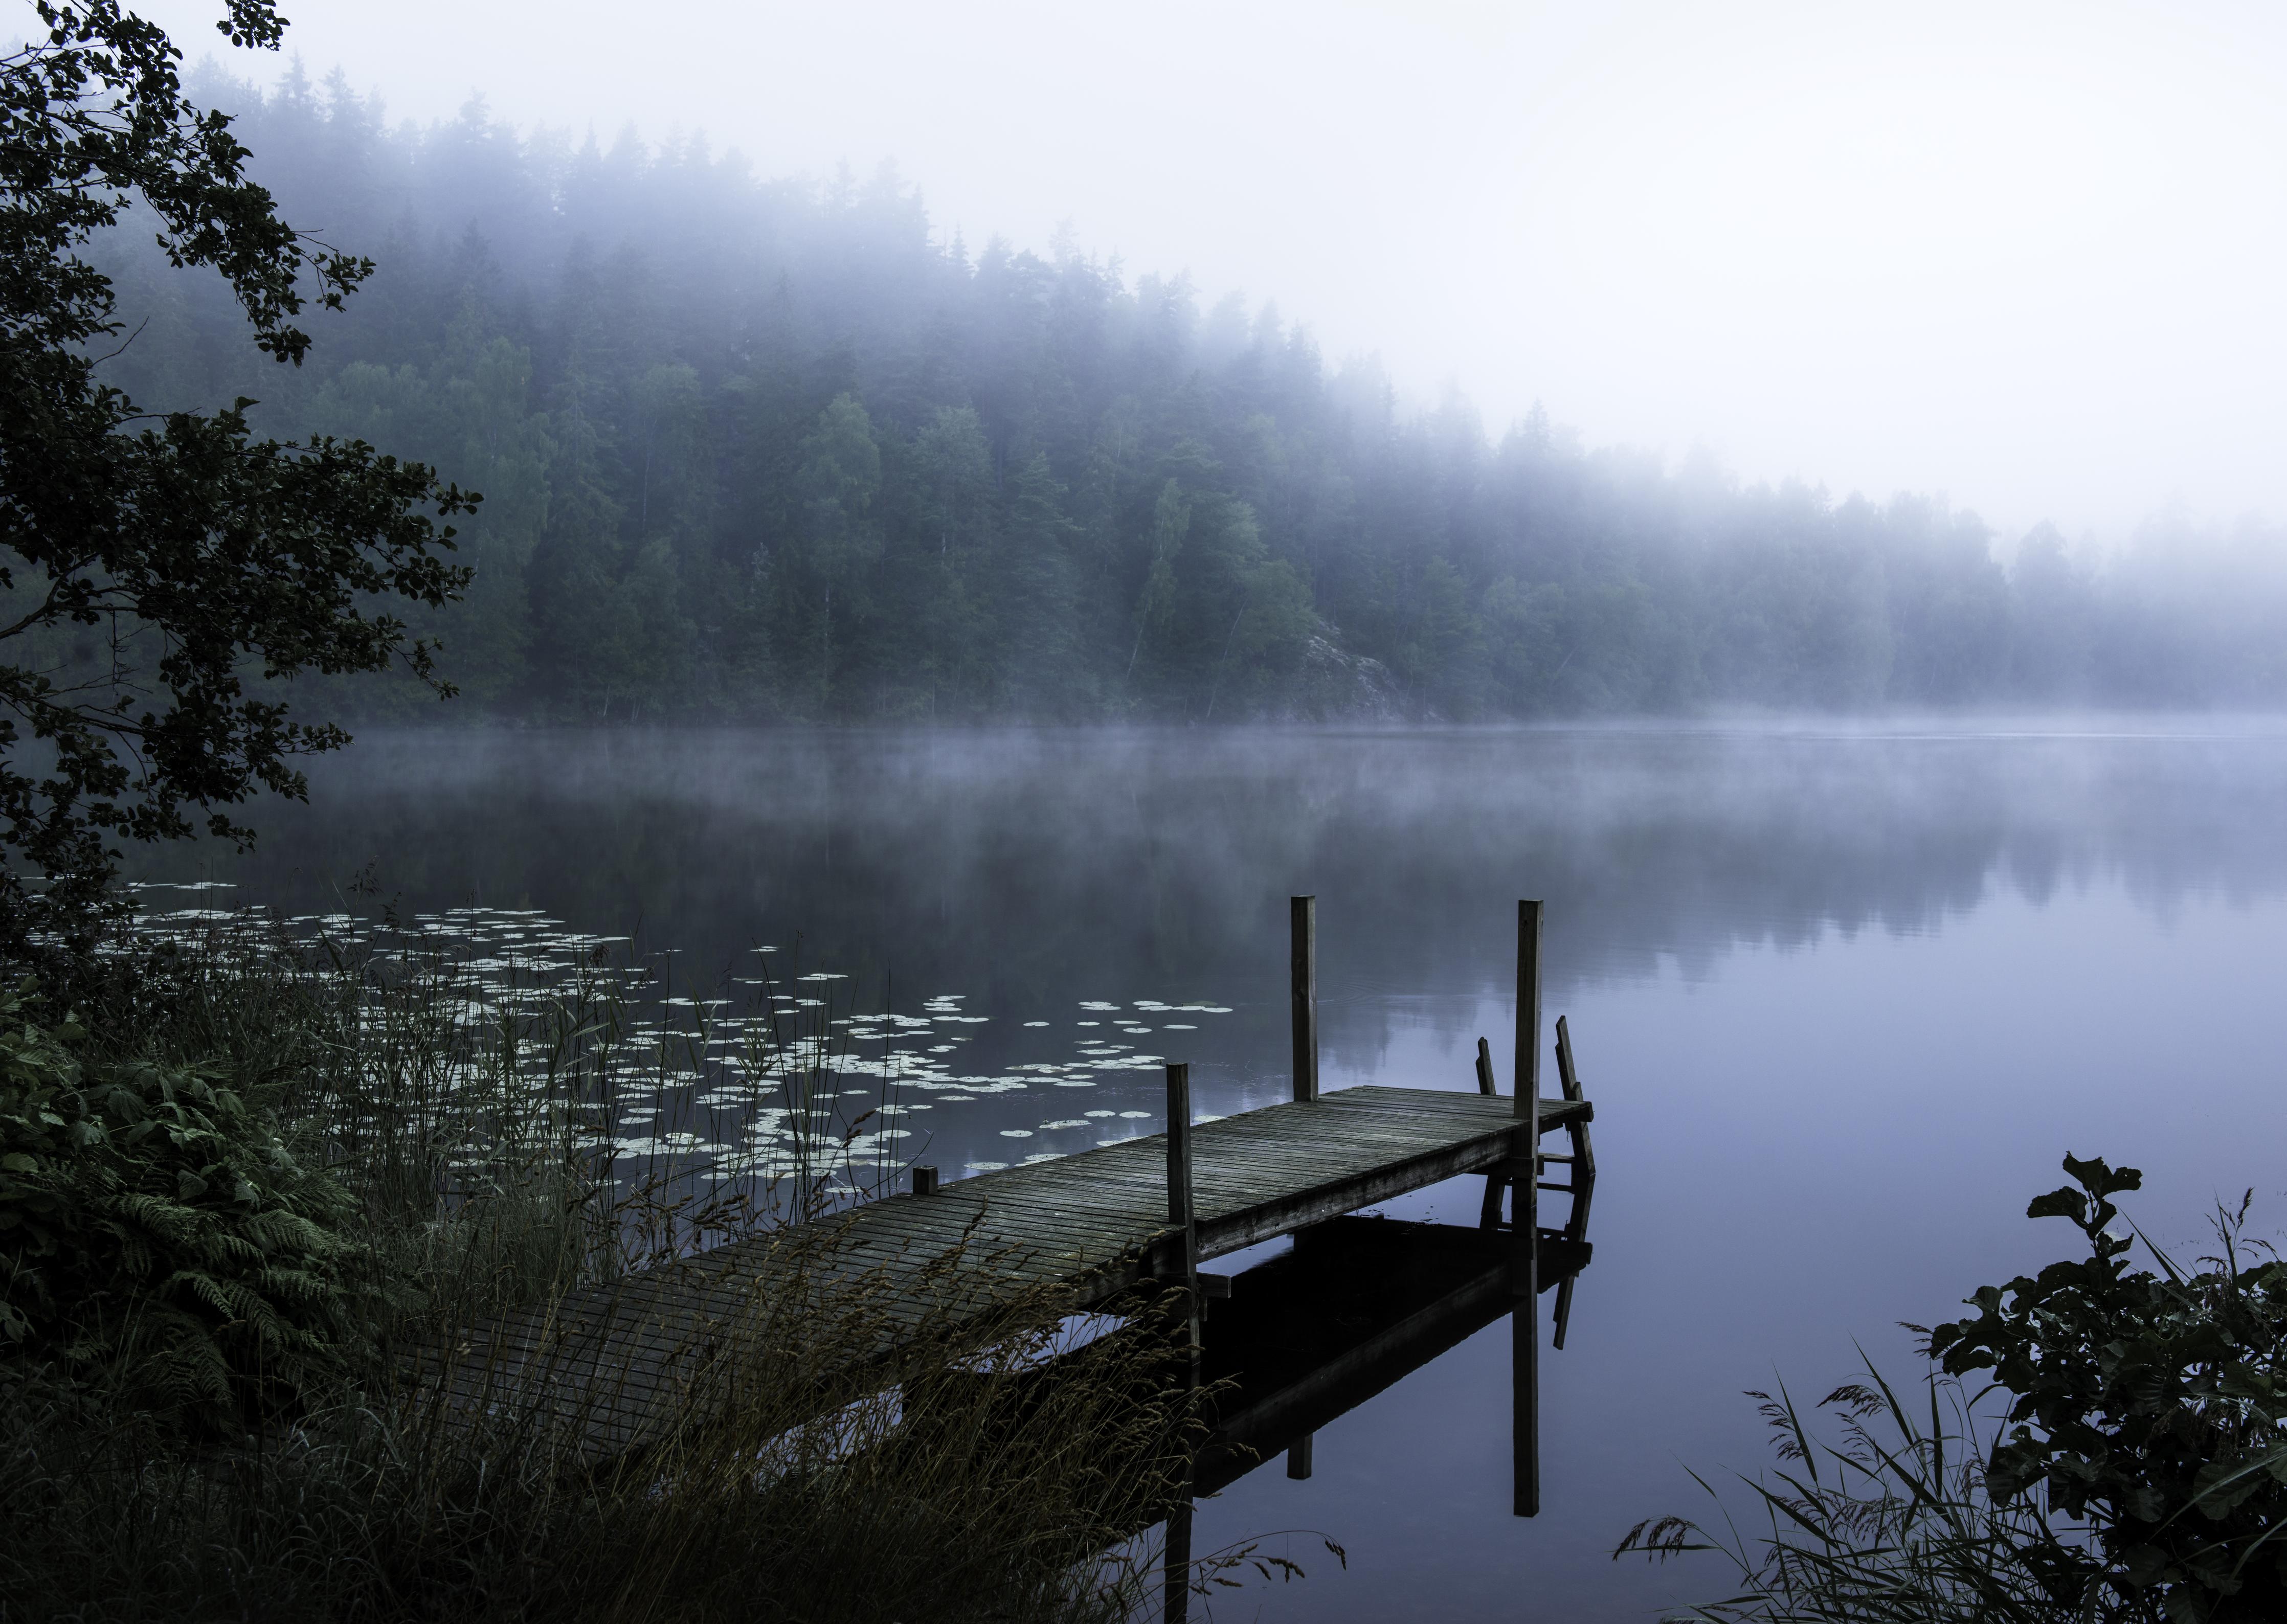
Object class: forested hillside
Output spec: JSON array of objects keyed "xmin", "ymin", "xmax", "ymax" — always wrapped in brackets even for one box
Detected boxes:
[{"xmin": 91, "ymin": 63, "xmax": 2287, "ymax": 721}]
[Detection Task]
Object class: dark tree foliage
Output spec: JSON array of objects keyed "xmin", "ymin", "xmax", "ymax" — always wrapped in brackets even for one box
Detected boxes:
[
  {"xmin": 87, "ymin": 60, "xmax": 2287, "ymax": 733},
  {"xmin": 0, "ymin": 2, "xmax": 473, "ymax": 966},
  {"xmin": 1931, "ymin": 1157, "xmax": 2287, "ymax": 1621}
]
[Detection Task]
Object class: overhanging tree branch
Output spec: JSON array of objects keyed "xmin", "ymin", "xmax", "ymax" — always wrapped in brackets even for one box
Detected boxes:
[{"xmin": 0, "ymin": 0, "xmax": 478, "ymax": 972}]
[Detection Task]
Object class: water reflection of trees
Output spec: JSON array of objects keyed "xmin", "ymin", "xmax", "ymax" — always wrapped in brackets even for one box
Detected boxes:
[{"xmin": 156, "ymin": 724, "xmax": 2287, "ymax": 1074}]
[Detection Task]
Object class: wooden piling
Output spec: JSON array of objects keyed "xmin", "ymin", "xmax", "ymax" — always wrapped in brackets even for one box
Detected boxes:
[
  {"xmin": 1166, "ymin": 1063, "xmax": 1194, "ymax": 1236},
  {"xmin": 1515, "ymin": 901, "xmax": 1541, "ymax": 1121},
  {"xmin": 1476, "ymin": 1036, "xmax": 1506, "ymax": 1227},
  {"xmin": 1163, "ymin": 1495, "xmax": 1194, "ymax": 1624},
  {"xmin": 1164, "ymin": 1059, "xmax": 1200, "ymax": 1623},
  {"xmin": 910, "ymin": 1164, "xmax": 938, "ymax": 1198},
  {"xmin": 1286, "ymin": 1431, "xmax": 1315, "ymax": 1480},
  {"xmin": 1514, "ymin": 899, "xmax": 1542, "ymax": 1519},
  {"xmin": 1291, "ymin": 896, "xmax": 1319, "ymax": 1102},
  {"xmin": 1552, "ymin": 1016, "xmax": 1596, "ymax": 1351},
  {"xmin": 1165, "ymin": 1062, "xmax": 1201, "ymax": 1375}
]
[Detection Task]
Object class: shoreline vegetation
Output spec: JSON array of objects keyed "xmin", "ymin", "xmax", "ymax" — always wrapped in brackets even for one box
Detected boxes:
[
  {"xmin": 0, "ymin": 913, "xmax": 1214, "ymax": 1622},
  {"xmin": 1622, "ymin": 1159, "xmax": 2287, "ymax": 1624},
  {"xmin": 20, "ymin": 913, "xmax": 2283, "ymax": 1623}
]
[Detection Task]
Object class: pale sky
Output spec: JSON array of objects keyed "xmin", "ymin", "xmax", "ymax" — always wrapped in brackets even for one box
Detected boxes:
[{"xmin": 141, "ymin": 0, "xmax": 2287, "ymax": 542}]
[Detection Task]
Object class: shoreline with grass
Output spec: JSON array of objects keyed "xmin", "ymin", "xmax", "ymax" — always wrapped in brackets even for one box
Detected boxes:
[
  {"xmin": 11, "ymin": 899, "xmax": 2285, "ymax": 1623},
  {"xmin": 1621, "ymin": 1159, "xmax": 2287, "ymax": 1623},
  {"xmin": 1, "ymin": 910, "xmax": 1207, "ymax": 1622}
]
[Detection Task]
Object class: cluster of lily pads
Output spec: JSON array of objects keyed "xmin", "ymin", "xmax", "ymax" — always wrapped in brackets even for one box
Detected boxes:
[{"xmin": 130, "ymin": 883, "xmax": 1237, "ymax": 1193}]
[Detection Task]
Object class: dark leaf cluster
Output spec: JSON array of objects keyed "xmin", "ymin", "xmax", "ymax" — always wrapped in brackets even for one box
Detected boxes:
[
  {"xmin": 0, "ymin": 979, "xmax": 376, "ymax": 1432},
  {"xmin": 1929, "ymin": 1156, "xmax": 2287, "ymax": 1621},
  {"xmin": 0, "ymin": 0, "xmax": 474, "ymax": 974}
]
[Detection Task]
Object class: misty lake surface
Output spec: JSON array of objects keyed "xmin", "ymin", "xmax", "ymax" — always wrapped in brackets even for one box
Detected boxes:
[{"xmin": 148, "ymin": 719, "xmax": 2287, "ymax": 1621}]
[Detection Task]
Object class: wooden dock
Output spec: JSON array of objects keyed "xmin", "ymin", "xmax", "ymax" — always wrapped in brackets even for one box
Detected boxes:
[
  {"xmin": 423, "ymin": 898, "xmax": 1599, "ymax": 1538},
  {"xmin": 429, "ymin": 1087, "xmax": 1588, "ymax": 1439},
  {"xmin": 883, "ymin": 1085, "xmax": 1587, "ymax": 1284}
]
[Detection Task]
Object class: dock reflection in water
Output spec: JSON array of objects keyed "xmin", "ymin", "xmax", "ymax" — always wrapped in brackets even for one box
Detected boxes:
[{"xmin": 1159, "ymin": 1214, "xmax": 1594, "ymax": 1622}]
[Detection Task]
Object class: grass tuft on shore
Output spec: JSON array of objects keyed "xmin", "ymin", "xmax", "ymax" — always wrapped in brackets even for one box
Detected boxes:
[{"xmin": 1, "ymin": 919, "xmax": 1199, "ymax": 1623}]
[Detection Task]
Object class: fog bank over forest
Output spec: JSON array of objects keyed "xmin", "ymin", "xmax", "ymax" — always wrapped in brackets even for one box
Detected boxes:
[{"xmin": 95, "ymin": 65, "xmax": 2287, "ymax": 723}]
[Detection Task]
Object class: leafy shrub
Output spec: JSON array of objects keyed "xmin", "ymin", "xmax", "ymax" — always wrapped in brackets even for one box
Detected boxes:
[
  {"xmin": 1625, "ymin": 1155, "xmax": 2287, "ymax": 1623},
  {"xmin": 0, "ymin": 983, "xmax": 375, "ymax": 1430},
  {"xmin": 1929, "ymin": 1155, "xmax": 2287, "ymax": 1620}
]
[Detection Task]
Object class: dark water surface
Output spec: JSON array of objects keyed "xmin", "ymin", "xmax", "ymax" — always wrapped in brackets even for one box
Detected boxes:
[{"xmin": 150, "ymin": 719, "xmax": 2287, "ymax": 1620}]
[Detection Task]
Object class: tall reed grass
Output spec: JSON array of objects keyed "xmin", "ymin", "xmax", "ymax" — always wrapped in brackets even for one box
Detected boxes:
[
  {"xmin": 1, "ymin": 912, "xmax": 1204, "ymax": 1623},
  {"xmin": 1620, "ymin": 1165, "xmax": 2287, "ymax": 1623},
  {"xmin": 1617, "ymin": 1362, "xmax": 2107, "ymax": 1623}
]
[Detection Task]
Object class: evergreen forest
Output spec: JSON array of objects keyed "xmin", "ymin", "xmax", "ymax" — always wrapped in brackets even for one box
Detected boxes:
[{"xmin": 91, "ymin": 63, "xmax": 2287, "ymax": 723}]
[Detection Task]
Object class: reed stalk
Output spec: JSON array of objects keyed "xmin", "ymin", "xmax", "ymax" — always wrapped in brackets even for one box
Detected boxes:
[{"xmin": 1, "ymin": 912, "xmax": 1204, "ymax": 1623}]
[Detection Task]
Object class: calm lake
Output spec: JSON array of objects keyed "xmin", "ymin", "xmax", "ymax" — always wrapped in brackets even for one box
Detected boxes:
[{"xmin": 145, "ymin": 718, "xmax": 2287, "ymax": 1620}]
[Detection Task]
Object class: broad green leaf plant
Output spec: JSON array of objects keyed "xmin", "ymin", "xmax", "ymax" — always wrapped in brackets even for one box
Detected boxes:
[
  {"xmin": 1929, "ymin": 1156, "xmax": 2287, "ymax": 1620},
  {"xmin": 0, "ymin": 981, "xmax": 374, "ymax": 1430}
]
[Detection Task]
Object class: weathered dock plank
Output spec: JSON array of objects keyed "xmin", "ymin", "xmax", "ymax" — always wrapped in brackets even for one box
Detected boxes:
[{"xmin": 424, "ymin": 1085, "xmax": 1589, "ymax": 1457}]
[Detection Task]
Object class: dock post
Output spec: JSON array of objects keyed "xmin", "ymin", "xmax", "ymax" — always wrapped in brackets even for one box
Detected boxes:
[
  {"xmin": 1163, "ymin": 1496, "xmax": 1194, "ymax": 1624},
  {"xmin": 1476, "ymin": 1034, "xmax": 1504, "ymax": 1228},
  {"xmin": 910, "ymin": 1164, "xmax": 938, "ymax": 1197},
  {"xmin": 1286, "ymin": 1431, "xmax": 1314, "ymax": 1480},
  {"xmin": 1291, "ymin": 896, "xmax": 1318, "ymax": 1102},
  {"xmin": 1165, "ymin": 1063, "xmax": 1200, "ymax": 1371},
  {"xmin": 1164, "ymin": 1060, "xmax": 1199, "ymax": 1624},
  {"xmin": 1514, "ymin": 899, "xmax": 1543, "ymax": 1519},
  {"xmin": 1515, "ymin": 900, "xmax": 1542, "ymax": 1119},
  {"xmin": 1552, "ymin": 1014, "xmax": 1596, "ymax": 1350}
]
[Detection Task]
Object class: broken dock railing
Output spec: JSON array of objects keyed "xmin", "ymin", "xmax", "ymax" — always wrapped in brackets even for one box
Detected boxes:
[{"xmin": 419, "ymin": 897, "xmax": 1599, "ymax": 1551}]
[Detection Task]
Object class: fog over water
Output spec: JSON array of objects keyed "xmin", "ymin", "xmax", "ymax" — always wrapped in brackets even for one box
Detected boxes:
[{"xmin": 151, "ymin": 718, "xmax": 2287, "ymax": 1618}]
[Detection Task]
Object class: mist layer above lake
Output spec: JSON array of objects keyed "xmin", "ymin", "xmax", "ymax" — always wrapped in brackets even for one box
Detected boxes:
[{"xmin": 145, "ymin": 718, "xmax": 2287, "ymax": 1618}]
